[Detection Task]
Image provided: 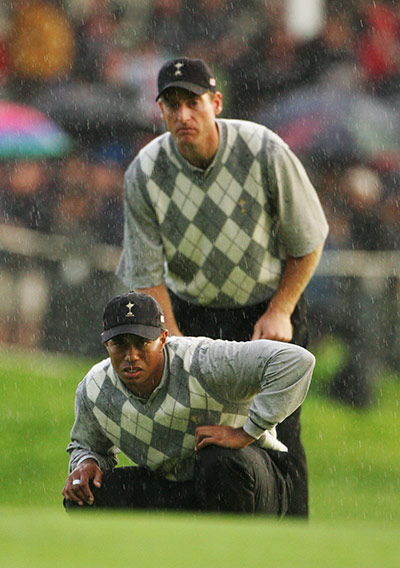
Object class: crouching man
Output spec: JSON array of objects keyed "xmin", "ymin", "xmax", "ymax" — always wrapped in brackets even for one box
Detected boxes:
[{"xmin": 62, "ymin": 291, "xmax": 315, "ymax": 516}]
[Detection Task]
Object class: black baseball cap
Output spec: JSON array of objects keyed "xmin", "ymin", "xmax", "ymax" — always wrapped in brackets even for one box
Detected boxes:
[
  {"xmin": 156, "ymin": 57, "xmax": 217, "ymax": 101},
  {"xmin": 102, "ymin": 291, "xmax": 165, "ymax": 342}
]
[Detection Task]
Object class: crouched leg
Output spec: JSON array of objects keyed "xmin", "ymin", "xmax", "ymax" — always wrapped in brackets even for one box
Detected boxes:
[
  {"xmin": 194, "ymin": 445, "xmax": 290, "ymax": 516},
  {"xmin": 64, "ymin": 466, "xmax": 197, "ymax": 512}
]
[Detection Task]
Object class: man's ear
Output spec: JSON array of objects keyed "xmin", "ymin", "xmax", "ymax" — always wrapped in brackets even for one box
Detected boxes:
[
  {"xmin": 213, "ymin": 92, "xmax": 223, "ymax": 116},
  {"xmin": 158, "ymin": 100, "xmax": 166, "ymax": 121},
  {"xmin": 159, "ymin": 329, "xmax": 168, "ymax": 350},
  {"xmin": 158, "ymin": 329, "xmax": 168, "ymax": 352}
]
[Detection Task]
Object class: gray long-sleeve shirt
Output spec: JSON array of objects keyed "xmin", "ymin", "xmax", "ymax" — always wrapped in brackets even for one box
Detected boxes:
[{"xmin": 67, "ymin": 336, "xmax": 314, "ymax": 481}]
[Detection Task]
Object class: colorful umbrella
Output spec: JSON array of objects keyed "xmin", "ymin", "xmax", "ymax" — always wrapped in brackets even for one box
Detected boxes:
[
  {"xmin": 0, "ymin": 100, "xmax": 73, "ymax": 159},
  {"xmin": 258, "ymin": 87, "xmax": 400, "ymax": 166}
]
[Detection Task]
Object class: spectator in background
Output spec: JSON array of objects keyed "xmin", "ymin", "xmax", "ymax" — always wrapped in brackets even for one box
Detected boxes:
[
  {"xmin": 341, "ymin": 165, "xmax": 385, "ymax": 250},
  {"xmin": 1, "ymin": 160, "xmax": 55, "ymax": 232},
  {"xmin": 46, "ymin": 153, "xmax": 121, "ymax": 356},
  {"xmin": 316, "ymin": 163, "xmax": 391, "ymax": 252},
  {"xmin": 228, "ymin": 2, "xmax": 304, "ymax": 118},
  {"xmin": 55, "ymin": 153, "xmax": 90, "ymax": 197},
  {"xmin": 355, "ymin": 2, "xmax": 400, "ymax": 97},
  {"xmin": 146, "ymin": 0, "xmax": 188, "ymax": 55},
  {"xmin": 0, "ymin": 13, "xmax": 9, "ymax": 91},
  {"xmin": 295, "ymin": 6, "xmax": 362, "ymax": 91},
  {"xmin": 51, "ymin": 178, "xmax": 95, "ymax": 240},
  {"xmin": 183, "ymin": 0, "xmax": 235, "ymax": 62},
  {"xmin": 306, "ymin": 163, "xmax": 394, "ymax": 407},
  {"xmin": 379, "ymin": 189, "xmax": 400, "ymax": 250},
  {"xmin": 73, "ymin": 0, "xmax": 124, "ymax": 82},
  {"xmin": 0, "ymin": 160, "xmax": 53, "ymax": 348},
  {"xmin": 311, "ymin": 163, "xmax": 352, "ymax": 252},
  {"xmin": 327, "ymin": 165, "xmax": 388, "ymax": 406},
  {"xmin": 88, "ymin": 155, "xmax": 124, "ymax": 246},
  {"xmin": 8, "ymin": 0, "xmax": 75, "ymax": 100},
  {"xmin": 51, "ymin": 154, "xmax": 101, "ymax": 242},
  {"xmin": 104, "ymin": 39, "xmax": 167, "ymax": 127}
]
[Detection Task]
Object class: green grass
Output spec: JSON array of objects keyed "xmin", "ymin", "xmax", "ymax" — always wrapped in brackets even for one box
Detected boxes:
[
  {"xmin": 0, "ymin": 347, "xmax": 93, "ymax": 506},
  {"xmin": 1, "ymin": 509, "xmax": 399, "ymax": 568},
  {"xmin": 304, "ymin": 381, "xmax": 400, "ymax": 523},
  {"xmin": 1, "ymin": 344, "xmax": 400, "ymax": 567}
]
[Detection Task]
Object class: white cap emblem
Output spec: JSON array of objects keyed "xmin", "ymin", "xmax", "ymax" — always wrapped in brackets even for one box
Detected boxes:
[
  {"xmin": 126, "ymin": 301, "xmax": 135, "ymax": 317},
  {"xmin": 174, "ymin": 61, "xmax": 184, "ymax": 76}
]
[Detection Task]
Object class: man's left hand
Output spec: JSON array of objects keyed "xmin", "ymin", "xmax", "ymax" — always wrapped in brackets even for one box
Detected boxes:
[
  {"xmin": 251, "ymin": 308, "xmax": 293, "ymax": 342},
  {"xmin": 195, "ymin": 425, "xmax": 254, "ymax": 450}
]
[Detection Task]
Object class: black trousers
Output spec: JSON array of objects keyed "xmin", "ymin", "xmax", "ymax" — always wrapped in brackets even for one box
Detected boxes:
[
  {"xmin": 65, "ymin": 445, "xmax": 290, "ymax": 516},
  {"xmin": 170, "ymin": 291, "xmax": 309, "ymax": 518}
]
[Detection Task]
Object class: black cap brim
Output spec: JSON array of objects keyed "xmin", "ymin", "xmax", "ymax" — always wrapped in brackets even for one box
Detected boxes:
[
  {"xmin": 156, "ymin": 81, "xmax": 208, "ymax": 101},
  {"xmin": 102, "ymin": 324, "xmax": 162, "ymax": 343}
]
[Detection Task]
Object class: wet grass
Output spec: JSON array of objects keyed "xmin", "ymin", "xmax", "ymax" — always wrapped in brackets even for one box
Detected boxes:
[
  {"xmin": 1, "ymin": 345, "xmax": 399, "ymax": 567},
  {"xmin": 304, "ymin": 377, "xmax": 400, "ymax": 523},
  {"xmin": 1, "ymin": 508, "xmax": 399, "ymax": 568}
]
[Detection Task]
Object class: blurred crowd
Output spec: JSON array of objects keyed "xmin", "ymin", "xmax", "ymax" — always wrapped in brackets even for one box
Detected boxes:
[{"xmin": 0, "ymin": 0, "xmax": 399, "ymax": 358}]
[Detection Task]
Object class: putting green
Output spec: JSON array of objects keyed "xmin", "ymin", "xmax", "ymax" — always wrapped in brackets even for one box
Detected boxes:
[{"xmin": 1, "ymin": 508, "xmax": 399, "ymax": 568}]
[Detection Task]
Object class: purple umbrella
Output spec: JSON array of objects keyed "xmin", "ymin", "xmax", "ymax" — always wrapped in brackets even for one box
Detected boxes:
[{"xmin": 0, "ymin": 100, "xmax": 73, "ymax": 159}]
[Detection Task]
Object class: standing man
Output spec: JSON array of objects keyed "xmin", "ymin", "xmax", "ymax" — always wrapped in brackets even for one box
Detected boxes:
[
  {"xmin": 116, "ymin": 57, "xmax": 329, "ymax": 516},
  {"xmin": 63, "ymin": 291, "xmax": 315, "ymax": 514}
]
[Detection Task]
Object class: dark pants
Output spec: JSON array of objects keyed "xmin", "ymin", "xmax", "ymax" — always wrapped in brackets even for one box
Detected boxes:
[
  {"xmin": 170, "ymin": 291, "xmax": 309, "ymax": 517},
  {"xmin": 65, "ymin": 445, "xmax": 290, "ymax": 516}
]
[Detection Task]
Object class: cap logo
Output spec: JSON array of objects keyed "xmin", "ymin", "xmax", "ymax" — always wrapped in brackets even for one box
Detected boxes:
[
  {"xmin": 174, "ymin": 61, "xmax": 184, "ymax": 76},
  {"xmin": 126, "ymin": 301, "xmax": 135, "ymax": 317}
]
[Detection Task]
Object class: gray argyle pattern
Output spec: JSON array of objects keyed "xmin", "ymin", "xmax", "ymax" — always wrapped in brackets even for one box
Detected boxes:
[
  {"xmin": 67, "ymin": 337, "xmax": 314, "ymax": 481},
  {"xmin": 68, "ymin": 339, "xmax": 252, "ymax": 481},
  {"xmin": 84, "ymin": 359, "xmax": 247, "ymax": 481},
  {"xmin": 117, "ymin": 119, "xmax": 328, "ymax": 308}
]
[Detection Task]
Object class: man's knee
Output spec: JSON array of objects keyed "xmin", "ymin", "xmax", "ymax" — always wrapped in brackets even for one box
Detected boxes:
[
  {"xmin": 195, "ymin": 445, "xmax": 288, "ymax": 515},
  {"xmin": 196, "ymin": 445, "xmax": 251, "ymax": 481}
]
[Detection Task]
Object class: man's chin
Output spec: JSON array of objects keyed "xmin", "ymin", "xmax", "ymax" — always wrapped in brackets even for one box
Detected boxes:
[{"xmin": 176, "ymin": 130, "xmax": 196, "ymax": 142}]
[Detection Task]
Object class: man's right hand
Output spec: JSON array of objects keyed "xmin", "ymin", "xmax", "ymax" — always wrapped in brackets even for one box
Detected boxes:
[{"xmin": 62, "ymin": 459, "xmax": 103, "ymax": 506}]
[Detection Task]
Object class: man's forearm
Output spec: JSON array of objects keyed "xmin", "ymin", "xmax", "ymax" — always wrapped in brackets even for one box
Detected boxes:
[
  {"xmin": 68, "ymin": 443, "xmax": 115, "ymax": 473},
  {"xmin": 269, "ymin": 243, "xmax": 324, "ymax": 317},
  {"xmin": 251, "ymin": 243, "xmax": 324, "ymax": 341},
  {"xmin": 136, "ymin": 283, "xmax": 183, "ymax": 336}
]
